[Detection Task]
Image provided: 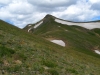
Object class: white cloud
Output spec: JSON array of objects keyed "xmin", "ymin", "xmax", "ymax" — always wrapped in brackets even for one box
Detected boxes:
[
  {"xmin": 52, "ymin": 0, "xmax": 99, "ymax": 21},
  {"xmin": 89, "ymin": 0, "xmax": 100, "ymax": 4},
  {"xmin": 12, "ymin": 12, "xmax": 46, "ymax": 28},
  {"xmin": 0, "ymin": 0, "xmax": 11, "ymax": 5},
  {"xmin": 8, "ymin": 1, "xmax": 34, "ymax": 14},
  {"xmin": 0, "ymin": 0, "xmax": 100, "ymax": 28}
]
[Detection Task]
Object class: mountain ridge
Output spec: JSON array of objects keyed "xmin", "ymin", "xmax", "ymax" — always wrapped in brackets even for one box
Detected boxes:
[
  {"xmin": 24, "ymin": 14, "xmax": 100, "ymax": 32},
  {"xmin": 44, "ymin": 14, "xmax": 100, "ymax": 23}
]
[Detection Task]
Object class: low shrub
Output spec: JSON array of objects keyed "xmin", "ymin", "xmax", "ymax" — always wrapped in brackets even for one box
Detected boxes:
[
  {"xmin": 42, "ymin": 60, "xmax": 57, "ymax": 68},
  {"xmin": 0, "ymin": 46, "xmax": 15, "ymax": 57},
  {"xmin": 48, "ymin": 69, "xmax": 59, "ymax": 75}
]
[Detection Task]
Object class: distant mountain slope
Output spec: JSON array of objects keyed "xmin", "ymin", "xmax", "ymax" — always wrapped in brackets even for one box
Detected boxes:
[
  {"xmin": 0, "ymin": 18, "xmax": 100, "ymax": 75},
  {"xmin": 24, "ymin": 15, "xmax": 100, "ymax": 57}
]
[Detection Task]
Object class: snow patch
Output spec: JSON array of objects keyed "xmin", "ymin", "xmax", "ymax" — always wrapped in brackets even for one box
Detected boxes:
[
  {"xmin": 34, "ymin": 21, "xmax": 43, "ymax": 28},
  {"xmin": 50, "ymin": 40, "xmax": 65, "ymax": 47},
  {"xmin": 55, "ymin": 19, "xmax": 100, "ymax": 29},
  {"xmin": 94, "ymin": 50, "xmax": 100, "ymax": 55},
  {"xmin": 28, "ymin": 24, "xmax": 32, "ymax": 27},
  {"xmin": 28, "ymin": 21, "xmax": 43, "ymax": 32},
  {"xmin": 28, "ymin": 28, "xmax": 32, "ymax": 32}
]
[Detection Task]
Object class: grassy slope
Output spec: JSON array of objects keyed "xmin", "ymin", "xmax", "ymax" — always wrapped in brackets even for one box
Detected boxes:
[
  {"xmin": 0, "ymin": 20, "xmax": 100, "ymax": 75},
  {"xmin": 30, "ymin": 17, "xmax": 100, "ymax": 58},
  {"xmin": 92, "ymin": 28, "xmax": 100, "ymax": 35}
]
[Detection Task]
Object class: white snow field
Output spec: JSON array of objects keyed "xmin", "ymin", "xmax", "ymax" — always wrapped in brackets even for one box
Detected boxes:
[
  {"xmin": 94, "ymin": 50, "xmax": 100, "ymax": 55},
  {"xmin": 55, "ymin": 19, "xmax": 100, "ymax": 29},
  {"xmin": 50, "ymin": 40, "xmax": 65, "ymax": 47},
  {"xmin": 34, "ymin": 21, "xmax": 43, "ymax": 28}
]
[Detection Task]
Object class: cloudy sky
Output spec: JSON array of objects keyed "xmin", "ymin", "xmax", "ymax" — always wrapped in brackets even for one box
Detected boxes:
[{"xmin": 0, "ymin": 0, "xmax": 100, "ymax": 28}]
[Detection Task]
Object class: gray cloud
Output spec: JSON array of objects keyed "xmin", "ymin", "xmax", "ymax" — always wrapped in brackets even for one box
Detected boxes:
[
  {"xmin": 35, "ymin": 6, "xmax": 67, "ymax": 13},
  {"xmin": 91, "ymin": 3, "xmax": 100, "ymax": 10},
  {"xmin": 28, "ymin": 0, "xmax": 77, "ymax": 12},
  {"xmin": 88, "ymin": 0, "xmax": 100, "ymax": 10},
  {"xmin": 28, "ymin": 0, "xmax": 77, "ymax": 7}
]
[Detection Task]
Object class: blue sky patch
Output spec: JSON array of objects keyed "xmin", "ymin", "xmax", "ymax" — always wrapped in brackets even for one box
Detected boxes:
[
  {"xmin": 5, "ymin": 19, "xmax": 13, "ymax": 25},
  {"xmin": 91, "ymin": 16, "xmax": 100, "ymax": 21}
]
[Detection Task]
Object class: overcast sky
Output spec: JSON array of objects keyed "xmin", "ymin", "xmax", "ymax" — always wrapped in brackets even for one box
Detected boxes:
[{"xmin": 0, "ymin": 0, "xmax": 100, "ymax": 28}]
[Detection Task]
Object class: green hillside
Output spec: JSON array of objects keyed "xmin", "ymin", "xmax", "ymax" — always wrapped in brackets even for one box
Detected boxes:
[
  {"xmin": 24, "ymin": 15, "xmax": 100, "ymax": 58},
  {"xmin": 0, "ymin": 17, "xmax": 100, "ymax": 75}
]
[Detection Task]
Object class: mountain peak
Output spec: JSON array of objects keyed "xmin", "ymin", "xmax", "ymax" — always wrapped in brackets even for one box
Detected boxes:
[
  {"xmin": 45, "ymin": 14, "xmax": 53, "ymax": 17},
  {"xmin": 44, "ymin": 14, "xmax": 55, "ymax": 19}
]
